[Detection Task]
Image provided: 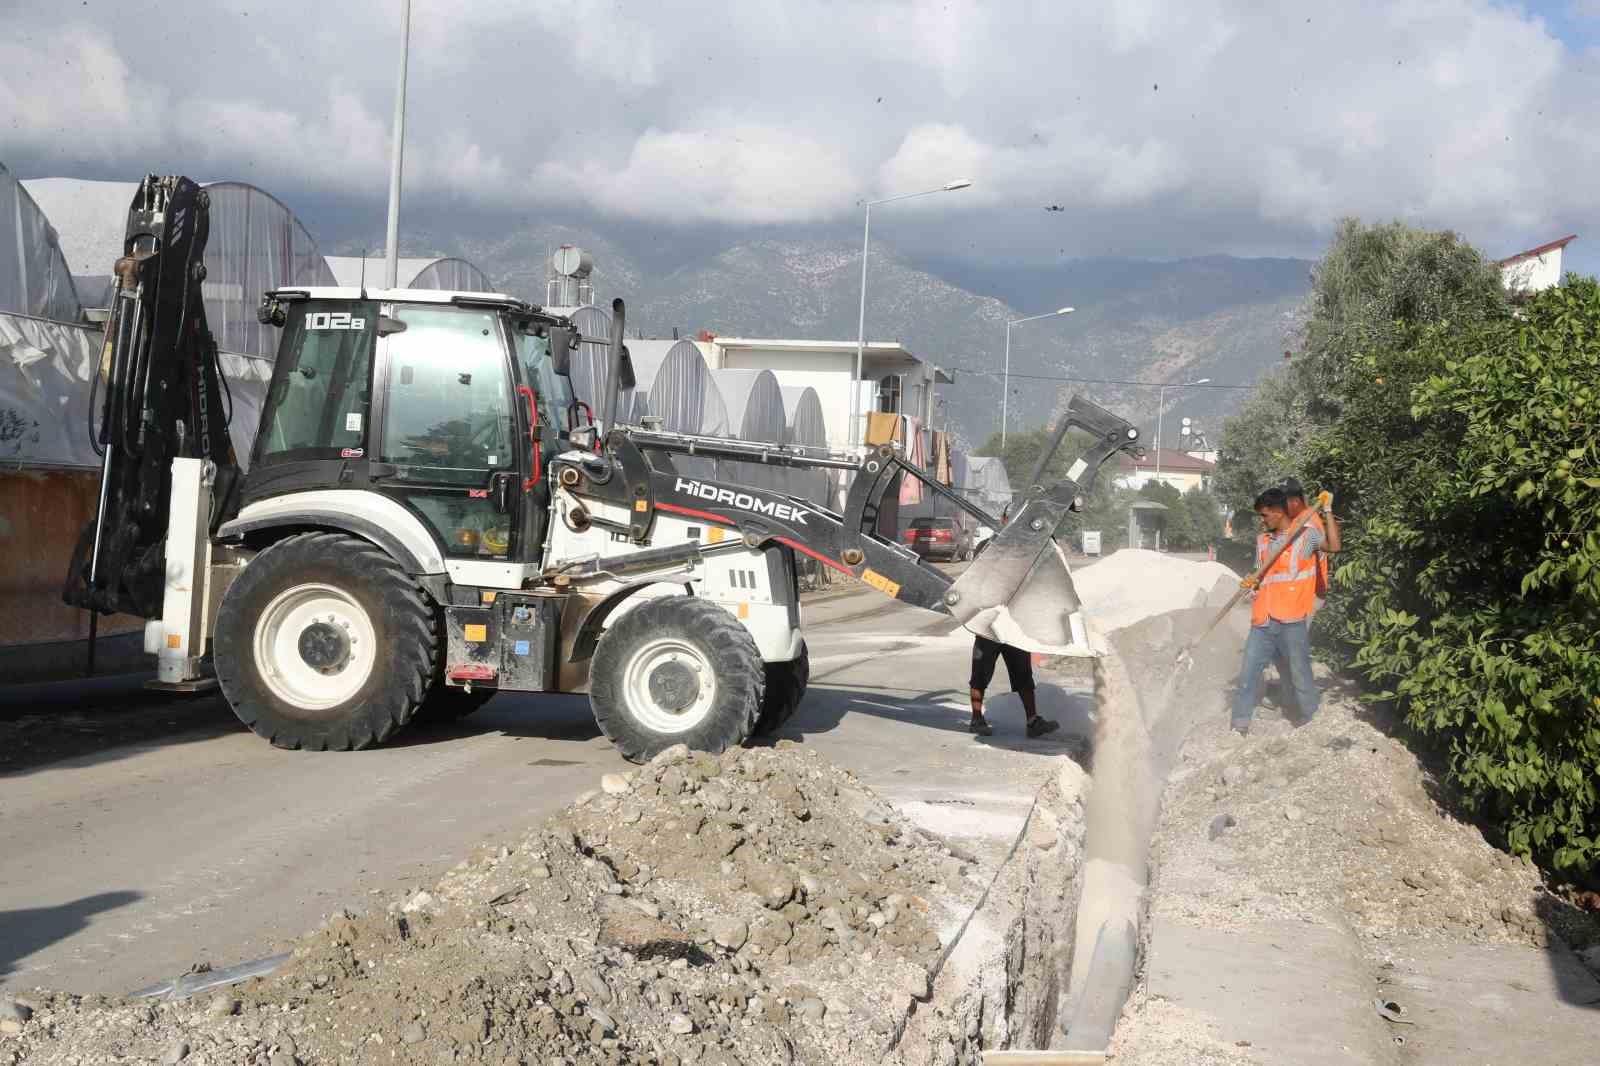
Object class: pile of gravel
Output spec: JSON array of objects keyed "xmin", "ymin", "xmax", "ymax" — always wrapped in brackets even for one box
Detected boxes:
[
  {"xmin": 1150, "ymin": 691, "xmax": 1600, "ymax": 951},
  {"xmin": 6, "ymin": 743, "xmax": 991, "ymax": 1066}
]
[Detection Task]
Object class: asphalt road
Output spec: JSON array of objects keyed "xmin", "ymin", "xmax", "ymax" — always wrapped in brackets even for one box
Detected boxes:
[{"xmin": 0, "ymin": 563, "xmax": 1089, "ymax": 996}]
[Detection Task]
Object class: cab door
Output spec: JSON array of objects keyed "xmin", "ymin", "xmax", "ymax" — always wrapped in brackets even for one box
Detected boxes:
[{"xmin": 370, "ymin": 303, "xmax": 536, "ymax": 577}]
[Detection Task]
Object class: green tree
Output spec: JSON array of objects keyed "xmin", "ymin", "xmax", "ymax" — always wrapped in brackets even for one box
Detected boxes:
[{"xmin": 1331, "ymin": 279, "xmax": 1600, "ymax": 870}]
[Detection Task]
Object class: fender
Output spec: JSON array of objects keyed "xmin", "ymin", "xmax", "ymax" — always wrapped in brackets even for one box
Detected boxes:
[
  {"xmin": 216, "ymin": 489, "xmax": 446, "ymax": 575},
  {"xmin": 568, "ymin": 579, "xmax": 692, "ymax": 663}
]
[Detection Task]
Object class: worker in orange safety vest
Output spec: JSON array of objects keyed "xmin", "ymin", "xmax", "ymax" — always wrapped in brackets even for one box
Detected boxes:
[
  {"xmin": 1270, "ymin": 478, "xmax": 1340, "ymax": 717},
  {"xmin": 1231, "ymin": 486, "xmax": 1324, "ymax": 734}
]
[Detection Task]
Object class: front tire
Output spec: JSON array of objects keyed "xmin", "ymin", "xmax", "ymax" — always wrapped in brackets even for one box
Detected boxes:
[
  {"xmin": 214, "ymin": 532, "xmax": 437, "ymax": 751},
  {"xmin": 590, "ymin": 596, "xmax": 762, "ymax": 762}
]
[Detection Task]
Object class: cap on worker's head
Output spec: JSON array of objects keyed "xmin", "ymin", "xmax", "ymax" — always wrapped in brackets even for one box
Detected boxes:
[{"xmin": 1280, "ymin": 477, "xmax": 1306, "ymax": 500}]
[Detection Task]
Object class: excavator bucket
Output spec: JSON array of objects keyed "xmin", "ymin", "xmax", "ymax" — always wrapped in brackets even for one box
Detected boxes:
[
  {"xmin": 945, "ymin": 495, "xmax": 1094, "ymax": 655},
  {"xmin": 942, "ymin": 395, "xmax": 1141, "ymax": 655}
]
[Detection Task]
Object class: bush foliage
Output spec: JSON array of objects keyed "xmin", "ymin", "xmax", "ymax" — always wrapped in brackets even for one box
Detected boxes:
[{"xmin": 1218, "ymin": 218, "xmax": 1600, "ymax": 870}]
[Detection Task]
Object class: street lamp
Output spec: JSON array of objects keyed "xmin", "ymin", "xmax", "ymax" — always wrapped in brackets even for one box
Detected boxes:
[
  {"xmin": 852, "ymin": 179, "xmax": 973, "ymax": 445},
  {"xmin": 1001, "ymin": 306, "xmax": 1074, "ymax": 448},
  {"xmin": 1153, "ymin": 377, "xmax": 1211, "ymax": 482}
]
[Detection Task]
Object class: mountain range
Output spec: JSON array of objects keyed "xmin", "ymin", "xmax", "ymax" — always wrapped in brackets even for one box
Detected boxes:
[{"xmin": 335, "ymin": 223, "xmax": 1311, "ymax": 453}]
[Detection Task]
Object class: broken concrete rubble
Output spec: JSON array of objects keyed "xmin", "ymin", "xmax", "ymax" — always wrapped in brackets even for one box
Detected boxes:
[{"xmin": 8, "ymin": 741, "xmax": 1089, "ymax": 1066}]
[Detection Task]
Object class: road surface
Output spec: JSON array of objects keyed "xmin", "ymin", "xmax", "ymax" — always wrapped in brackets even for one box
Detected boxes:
[{"xmin": 0, "ymin": 566, "xmax": 1090, "ymax": 996}]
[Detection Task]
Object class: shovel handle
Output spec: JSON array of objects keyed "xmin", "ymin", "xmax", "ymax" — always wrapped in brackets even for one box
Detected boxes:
[{"xmin": 1177, "ymin": 492, "xmax": 1334, "ymax": 660}]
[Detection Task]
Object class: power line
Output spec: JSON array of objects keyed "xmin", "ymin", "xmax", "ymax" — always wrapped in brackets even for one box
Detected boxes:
[{"xmin": 940, "ymin": 368, "xmax": 1254, "ymax": 388}]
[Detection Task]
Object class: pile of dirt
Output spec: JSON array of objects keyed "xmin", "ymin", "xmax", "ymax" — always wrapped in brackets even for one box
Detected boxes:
[
  {"xmin": 1146, "ymin": 688, "xmax": 1600, "ymax": 951},
  {"xmin": 6, "ymin": 743, "xmax": 995, "ymax": 1066}
]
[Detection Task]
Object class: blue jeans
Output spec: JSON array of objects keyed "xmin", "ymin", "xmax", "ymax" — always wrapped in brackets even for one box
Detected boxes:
[{"xmin": 1232, "ymin": 619, "xmax": 1318, "ymax": 729}]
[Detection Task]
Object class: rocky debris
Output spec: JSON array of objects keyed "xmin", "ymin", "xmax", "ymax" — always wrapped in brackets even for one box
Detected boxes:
[
  {"xmin": 7, "ymin": 744, "xmax": 1011, "ymax": 1066},
  {"xmin": 1147, "ymin": 692, "xmax": 1600, "ymax": 951}
]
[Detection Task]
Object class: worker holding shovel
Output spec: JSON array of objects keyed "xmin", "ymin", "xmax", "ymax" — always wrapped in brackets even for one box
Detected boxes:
[{"xmin": 1231, "ymin": 487, "xmax": 1324, "ymax": 735}]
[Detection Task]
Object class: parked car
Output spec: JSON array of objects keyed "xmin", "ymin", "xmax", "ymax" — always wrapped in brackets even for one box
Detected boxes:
[{"xmin": 904, "ymin": 516, "xmax": 975, "ymax": 561}]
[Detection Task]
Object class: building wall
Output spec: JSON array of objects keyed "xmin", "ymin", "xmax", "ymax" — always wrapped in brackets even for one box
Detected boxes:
[
  {"xmin": 1119, "ymin": 470, "xmax": 1209, "ymax": 494},
  {"xmin": 1500, "ymin": 248, "xmax": 1564, "ymax": 293}
]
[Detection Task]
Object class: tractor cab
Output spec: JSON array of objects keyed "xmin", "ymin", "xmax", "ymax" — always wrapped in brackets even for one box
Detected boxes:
[{"xmin": 248, "ymin": 288, "xmax": 579, "ymax": 568}]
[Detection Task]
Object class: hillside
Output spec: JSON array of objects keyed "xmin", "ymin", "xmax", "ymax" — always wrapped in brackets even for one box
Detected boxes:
[{"xmin": 339, "ymin": 226, "xmax": 1309, "ymax": 451}]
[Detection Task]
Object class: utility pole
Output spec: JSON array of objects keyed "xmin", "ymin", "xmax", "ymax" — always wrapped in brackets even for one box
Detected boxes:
[
  {"xmin": 383, "ymin": 0, "xmax": 412, "ymax": 289},
  {"xmin": 852, "ymin": 179, "xmax": 972, "ymax": 445}
]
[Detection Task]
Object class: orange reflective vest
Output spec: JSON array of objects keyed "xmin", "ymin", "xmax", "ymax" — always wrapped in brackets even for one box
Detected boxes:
[{"xmin": 1252, "ymin": 525, "xmax": 1319, "ymax": 625}]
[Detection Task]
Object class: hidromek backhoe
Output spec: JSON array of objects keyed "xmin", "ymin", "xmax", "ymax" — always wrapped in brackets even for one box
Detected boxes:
[{"xmin": 63, "ymin": 175, "xmax": 1142, "ymax": 762}]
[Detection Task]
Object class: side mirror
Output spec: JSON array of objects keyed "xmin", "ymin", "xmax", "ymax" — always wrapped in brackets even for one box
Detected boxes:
[
  {"xmin": 377, "ymin": 315, "xmax": 408, "ymax": 336},
  {"xmin": 256, "ymin": 296, "xmax": 285, "ymax": 327},
  {"xmin": 548, "ymin": 326, "xmax": 575, "ymax": 376}
]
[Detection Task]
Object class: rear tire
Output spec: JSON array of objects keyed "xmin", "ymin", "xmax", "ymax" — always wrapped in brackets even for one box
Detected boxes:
[
  {"xmin": 754, "ymin": 640, "xmax": 810, "ymax": 735},
  {"xmin": 214, "ymin": 532, "xmax": 437, "ymax": 751},
  {"xmin": 590, "ymin": 596, "xmax": 762, "ymax": 762}
]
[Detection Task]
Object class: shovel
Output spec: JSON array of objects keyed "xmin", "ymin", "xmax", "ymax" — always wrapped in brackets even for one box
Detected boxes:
[
  {"xmin": 946, "ymin": 396, "xmax": 1141, "ymax": 655},
  {"xmin": 1174, "ymin": 490, "xmax": 1332, "ymax": 670}
]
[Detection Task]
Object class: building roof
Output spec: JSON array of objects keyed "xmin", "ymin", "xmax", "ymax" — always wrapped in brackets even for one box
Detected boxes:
[
  {"xmin": 710, "ymin": 337, "xmax": 955, "ymax": 383},
  {"xmin": 1129, "ymin": 448, "xmax": 1217, "ymax": 473},
  {"xmin": 1497, "ymin": 234, "xmax": 1577, "ymax": 266}
]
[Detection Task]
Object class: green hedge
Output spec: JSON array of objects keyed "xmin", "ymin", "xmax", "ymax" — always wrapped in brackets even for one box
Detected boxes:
[{"xmin": 1312, "ymin": 279, "xmax": 1600, "ymax": 869}]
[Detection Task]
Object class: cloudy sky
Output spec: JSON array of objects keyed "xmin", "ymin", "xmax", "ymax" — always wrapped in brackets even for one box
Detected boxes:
[{"xmin": 4, "ymin": 0, "xmax": 1597, "ymax": 273}]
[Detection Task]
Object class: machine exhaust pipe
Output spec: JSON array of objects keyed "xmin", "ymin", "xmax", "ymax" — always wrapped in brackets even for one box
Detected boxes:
[{"xmin": 600, "ymin": 298, "xmax": 636, "ymax": 431}]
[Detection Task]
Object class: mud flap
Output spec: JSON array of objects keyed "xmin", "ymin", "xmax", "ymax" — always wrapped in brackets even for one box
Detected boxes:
[{"xmin": 944, "ymin": 496, "xmax": 1094, "ymax": 656}]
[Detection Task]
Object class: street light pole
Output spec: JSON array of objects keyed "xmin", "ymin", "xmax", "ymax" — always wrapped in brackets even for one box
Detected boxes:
[
  {"xmin": 852, "ymin": 179, "xmax": 972, "ymax": 445},
  {"xmin": 382, "ymin": 0, "xmax": 412, "ymax": 290},
  {"xmin": 1153, "ymin": 376, "xmax": 1211, "ymax": 483},
  {"xmin": 1001, "ymin": 305, "xmax": 1073, "ymax": 449}
]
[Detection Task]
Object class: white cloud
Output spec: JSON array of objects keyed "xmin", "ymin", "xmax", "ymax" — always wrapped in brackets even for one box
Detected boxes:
[
  {"xmin": 2, "ymin": 0, "xmax": 1596, "ymax": 260},
  {"xmin": 539, "ymin": 121, "xmax": 858, "ymax": 224}
]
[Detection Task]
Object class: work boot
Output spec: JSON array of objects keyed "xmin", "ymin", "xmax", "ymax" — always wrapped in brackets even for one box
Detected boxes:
[
  {"xmin": 968, "ymin": 716, "xmax": 994, "ymax": 737},
  {"xmin": 1026, "ymin": 716, "xmax": 1060, "ymax": 738}
]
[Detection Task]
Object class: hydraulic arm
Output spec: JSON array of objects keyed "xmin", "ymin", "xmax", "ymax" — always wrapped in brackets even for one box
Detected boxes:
[
  {"xmin": 63, "ymin": 175, "xmax": 238, "ymax": 621},
  {"xmin": 559, "ymin": 393, "xmax": 1141, "ymax": 653}
]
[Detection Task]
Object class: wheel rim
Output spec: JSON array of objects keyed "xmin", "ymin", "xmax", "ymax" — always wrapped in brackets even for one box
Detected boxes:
[
  {"xmin": 621, "ymin": 636, "xmax": 718, "ymax": 734},
  {"xmin": 253, "ymin": 583, "xmax": 378, "ymax": 715}
]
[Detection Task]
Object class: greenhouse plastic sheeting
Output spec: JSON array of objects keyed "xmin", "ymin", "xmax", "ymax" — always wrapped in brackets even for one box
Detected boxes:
[
  {"xmin": 619, "ymin": 339, "xmax": 679, "ymax": 425},
  {"xmin": 643, "ymin": 340, "xmax": 727, "ymax": 479},
  {"xmin": 709, "ymin": 368, "xmax": 787, "ymax": 494},
  {"xmin": 1, "ymin": 311, "xmax": 274, "ymax": 472},
  {"xmin": 409, "ymin": 258, "xmax": 492, "ymax": 292},
  {"xmin": 0, "ymin": 313, "xmax": 99, "ymax": 467},
  {"xmin": 780, "ymin": 385, "xmax": 832, "ymax": 506},
  {"xmin": 0, "ymin": 165, "xmax": 84, "ymax": 322},
  {"xmin": 567, "ymin": 305, "xmax": 639, "ymax": 427},
  {"xmin": 203, "ymin": 182, "xmax": 336, "ymax": 359},
  {"xmin": 325, "ymin": 256, "xmax": 494, "ymax": 293},
  {"xmin": 20, "ymin": 178, "xmax": 334, "ymax": 357}
]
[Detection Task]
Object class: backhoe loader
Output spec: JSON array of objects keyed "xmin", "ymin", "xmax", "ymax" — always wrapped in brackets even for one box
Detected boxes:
[{"xmin": 64, "ymin": 175, "xmax": 1142, "ymax": 761}]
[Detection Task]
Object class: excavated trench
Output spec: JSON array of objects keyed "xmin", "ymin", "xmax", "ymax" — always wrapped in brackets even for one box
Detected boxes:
[{"xmin": 944, "ymin": 558, "xmax": 1246, "ymax": 1065}]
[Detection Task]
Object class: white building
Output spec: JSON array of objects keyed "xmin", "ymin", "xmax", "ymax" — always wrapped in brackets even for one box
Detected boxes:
[
  {"xmin": 1498, "ymin": 235, "xmax": 1576, "ymax": 294},
  {"xmin": 1117, "ymin": 448, "xmax": 1216, "ymax": 494},
  {"xmin": 701, "ymin": 337, "xmax": 951, "ymax": 449}
]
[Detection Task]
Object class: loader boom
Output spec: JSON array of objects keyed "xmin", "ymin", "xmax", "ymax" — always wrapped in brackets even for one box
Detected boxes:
[{"xmin": 556, "ymin": 391, "xmax": 1142, "ymax": 651}]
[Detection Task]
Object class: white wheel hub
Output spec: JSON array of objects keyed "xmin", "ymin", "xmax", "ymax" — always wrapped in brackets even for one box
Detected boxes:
[
  {"xmin": 622, "ymin": 636, "xmax": 717, "ymax": 734},
  {"xmin": 253, "ymin": 583, "xmax": 377, "ymax": 713}
]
